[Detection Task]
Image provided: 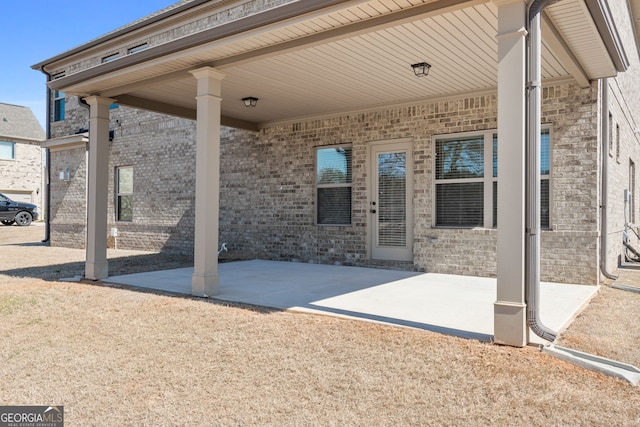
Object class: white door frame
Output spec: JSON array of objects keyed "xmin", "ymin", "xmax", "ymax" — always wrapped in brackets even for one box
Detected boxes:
[{"xmin": 368, "ymin": 138, "xmax": 414, "ymax": 262}]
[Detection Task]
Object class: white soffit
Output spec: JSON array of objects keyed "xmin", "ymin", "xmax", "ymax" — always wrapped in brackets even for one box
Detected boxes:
[
  {"xmin": 116, "ymin": 2, "xmax": 570, "ymax": 124},
  {"xmin": 545, "ymin": 0, "xmax": 617, "ymax": 78},
  {"xmin": 51, "ymin": 0, "xmax": 615, "ymax": 125}
]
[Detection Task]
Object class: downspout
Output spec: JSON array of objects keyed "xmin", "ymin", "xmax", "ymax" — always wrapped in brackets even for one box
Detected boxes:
[
  {"xmin": 40, "ymin": 67, "xmax": 52, "ymax": 243},
  {"xmin": 526, "ymin": 0, "xmax": 557, "ymax": 342},
  {"xmin": 78, "ymin": 97, "xmax": 90, "ymax": 110},
  {"xmin": 599, "ymin": 78, "xmax": 618, "ymax": 280}
]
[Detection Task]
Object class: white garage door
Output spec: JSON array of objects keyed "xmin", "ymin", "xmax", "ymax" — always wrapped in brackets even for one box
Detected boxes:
[{"xmin": 2, "ymin": 192, "xmax": 32, "ymax": 203}]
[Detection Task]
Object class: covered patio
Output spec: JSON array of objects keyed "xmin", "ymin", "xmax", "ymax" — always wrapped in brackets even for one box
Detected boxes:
[
  {"xmin": 104, "ymin": 260, "xmax": 598, "ymax": 345},
  {"xmin": 34, "ymin": 0, "xmax": 629, "ymax": 347}
]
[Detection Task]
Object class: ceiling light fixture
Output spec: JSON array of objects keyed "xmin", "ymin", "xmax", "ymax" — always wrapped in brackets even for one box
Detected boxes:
[
  {"xmin": 411, "ymin": 62, "xmax": 431, "ymax": 77},
  {"xmin": 242, "ymin": 97, "xmax": 259, "ymax": 107}
]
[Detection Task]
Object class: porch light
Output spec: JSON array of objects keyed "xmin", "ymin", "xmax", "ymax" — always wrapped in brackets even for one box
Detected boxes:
[
  {"xmin": 242, "ymin": 97, "xmax": 259, "ymax": 107},
  {"xmin": 411, "ymin": 62, "xmax": 431, "ymax": 77}
]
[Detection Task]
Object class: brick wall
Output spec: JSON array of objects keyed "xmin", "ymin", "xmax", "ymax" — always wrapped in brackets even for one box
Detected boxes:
[
  {"xmin": 606, "ymin": 77, "xmax": 640, "ymax": 273},
  {"xmin": 49, "ymin": 146, "xmax": 87, "ymax": 247},
  {"xmin": 604, "ymin": 0, "xmax": 640, "ymax": 276},
  {"xmin": 106, "ymin": 107, "xmax": 198, "ymax": 253},
  {"xmin": 49, "ymin": 80, "xmax": 604, "ymax": 284},
  {"xmin": 220, "ymin": 82, "xmax": 599, "ymax": 283},
  {"xmin": 53, "ymin": 0, "xmax": 298, "ymax": 77},
  {"xmin": 50, "ymin": 102, "xmax": 199, "ymax": 252}
]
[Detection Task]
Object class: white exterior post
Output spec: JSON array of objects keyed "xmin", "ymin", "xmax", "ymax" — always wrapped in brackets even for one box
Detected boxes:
[
  {"xmin": 494, "ymin": 0, "xmax": 528, "ymax": 346},
  {"xmin": 84, "ymin": 96, "xmax": 114, "ymax": 280},
  {"xmin": 189, "ymin": 67, "xmax": 225, "ymax": 297}
]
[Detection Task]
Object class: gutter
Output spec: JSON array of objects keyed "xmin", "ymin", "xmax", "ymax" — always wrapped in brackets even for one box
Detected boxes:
[
  {"xmin": 526, "ymin": 0, "xmax": 557, "ymax": 342},
  {"xmin": 33, "ymin": 0, "xmax": 353, "ymax": 88},
  {"xmin": 30, "ymin": 0, "xmax": 215, "ymax": 71},
  {"xmin": 527, "ymin": 0, "xmax": 626, "ymax": 340},
  {"xmin": 40, "ymin": 67, "xmax": 52, "ymax": 244},
  {"xmin": 599, "ymin": 78, "xmax": 618, "ymax": 280}
]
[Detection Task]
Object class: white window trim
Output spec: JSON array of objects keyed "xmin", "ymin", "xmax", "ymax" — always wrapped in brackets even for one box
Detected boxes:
[
  {"xmin": 115, "ymin": 166, "xmax": 133, "ymax": 222},
  {"xmin": 630, "ymin": 159, "xmax": 636, "ymax": 224},
  {"xmin": 432, "ymin": 126, "xmax": 552, "ymax": 229},
  {"xmin": 315, "ymin": 144, "xmax": 353, "ymax": 226},
  {"xmin": 0, "ymin": 141, "xmax": 15, "ymax": 160},
  {"xmin": 53, "ymin": 90, "xmax": 65, "ymax": 122},
  {"xmin": 616, "ymin": 123, "xmax": 621, "ymax": 164}
]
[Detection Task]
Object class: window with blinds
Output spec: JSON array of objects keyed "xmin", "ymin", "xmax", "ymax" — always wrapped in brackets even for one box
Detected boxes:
[
  {"xmin": 377, "ymin": 152, "xmax": 407, "ymax": 246},
  {"xmin": 316, "ymin": 145, "xmax": 352, "ymax": 225},
  {"xmin": 435, "ymin": 135, "xmax": 485, "ymax": 227},
  {"xmin": 436, "ymin": 129, "xmax": 551, "ymax": 228}
]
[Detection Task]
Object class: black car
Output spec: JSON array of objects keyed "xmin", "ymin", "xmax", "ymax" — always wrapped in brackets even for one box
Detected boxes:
[{"xmin": 0, "ymin": 193, "xmax": 39, "ymax": 226}]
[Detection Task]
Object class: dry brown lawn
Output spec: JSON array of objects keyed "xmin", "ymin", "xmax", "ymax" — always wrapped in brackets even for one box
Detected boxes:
[{"xmin": 1, "ymin": 225, "xmax": 639, "ymax": 426}]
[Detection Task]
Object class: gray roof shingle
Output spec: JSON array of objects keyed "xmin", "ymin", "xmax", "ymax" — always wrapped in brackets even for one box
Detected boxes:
[{"xmin": 0, "ymin": 103, "xmax": 45, "ymax": 141}]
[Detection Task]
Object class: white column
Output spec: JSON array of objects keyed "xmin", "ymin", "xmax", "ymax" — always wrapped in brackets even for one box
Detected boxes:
[
  {"xmin": 84, "ymin": 96, "xmax": 114, "ymax": 280},
  {"xmin": 189, "ymin": 67, "xmax": 225, "ymax": 297},
  {"xmin": 494, "ymin": 0, "xmax": 528, "ymax": 346}
]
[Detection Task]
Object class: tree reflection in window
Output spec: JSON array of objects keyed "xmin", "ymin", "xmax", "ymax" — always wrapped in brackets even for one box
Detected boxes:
[
  {"xmin": 316, "ymin": 146, "xmax": 352, "ymax": 225},
  {"xmin": 436, "ymin": 136, "xmax": 484, "ymax": 180}
]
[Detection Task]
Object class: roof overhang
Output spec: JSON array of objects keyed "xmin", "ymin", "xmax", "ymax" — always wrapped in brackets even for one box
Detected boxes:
[
  {"xmin": 584, "ymin": 0, "xmax": 630, "ymax": 72},
  {"xmin": 629, "ymin": 0, "xmax": 640, "ymax": 55},
  {"xmin": 41, "ymin": 133, "xmax": 89, "ymax": 151},
  {"xmin": 34, "ymin": 0, "xmax": 635, "ymax": 130}
]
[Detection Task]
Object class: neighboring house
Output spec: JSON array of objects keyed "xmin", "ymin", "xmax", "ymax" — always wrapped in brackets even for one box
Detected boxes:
[
  {"xmin": 33, "ymin": 0, "xmax": 640, "ymax": 346},
  {"xmin": 0, "ymin": 103, "xmax": 45, "ymax": 212}
]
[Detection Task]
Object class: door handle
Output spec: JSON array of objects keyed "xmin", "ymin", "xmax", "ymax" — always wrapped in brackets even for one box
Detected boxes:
[{"xmin": 370, "ymin": 209, "xmax": 377, "ymax": 214}]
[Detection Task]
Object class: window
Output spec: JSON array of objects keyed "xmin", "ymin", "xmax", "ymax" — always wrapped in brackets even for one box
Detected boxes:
[
  {"xmin": 609, "ymin": 113, "xmax": 615, "ymax": 156},
  {"xmin": 53, "ymin": 90, "xmax": 65, "ymax": 121},
  {"xmin": 102, "ymin": 53, "xmax": 120, "ymax": 63},
  {"xmin": 127, "ymin": 43, "xmax": 148, "ymax": 54},
  {"xmin": 539, "ymin": 129, "xmax": 551, "ymax": 228},
  {"xmin": 630, "ymin": 160, "xmax": 636, "ymax": 224},
  {"xmin": 435, "ymin": 135, "xmax": 486, "ymax": 227},
  {"xmin": 316, "ymin": 145, "xmax": 352, "ymax": 225},
  {"xmin": 609, "ymin": 114, "xmax": 621, "ymax": 163},
  {"xmin": 0, "ymin": 141, "xmax": 15, "ymax": 160},
  {"xmin": 616, "ymin": 123, "xmax": 621, "ymax": 163},
  {"xmin": 116, "ymin": 167, "xmax": 133, "ymax": 221},
  {"xmin": 435, "ymin": 129, "xmax": 551, "ymax": 228}
]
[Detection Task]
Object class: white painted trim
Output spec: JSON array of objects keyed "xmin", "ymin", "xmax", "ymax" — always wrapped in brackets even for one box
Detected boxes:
[
  {"xmin": 368, "ymin": 138, "xmax": 414, "ymax": 262},
  {"xmin": 41, "ymin": 133, "xmax": 88, "ymax": 151}
]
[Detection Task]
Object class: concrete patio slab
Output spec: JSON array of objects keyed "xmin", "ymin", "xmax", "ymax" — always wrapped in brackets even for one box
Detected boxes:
[{"xmin": 104, "ymin": 260, "xmax": 598, "ymax": 344}]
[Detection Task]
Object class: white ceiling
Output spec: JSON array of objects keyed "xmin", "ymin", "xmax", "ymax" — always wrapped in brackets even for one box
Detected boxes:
[{"xmin": 51, "ymin": 0, "xmax": 620, "ymax": 129}]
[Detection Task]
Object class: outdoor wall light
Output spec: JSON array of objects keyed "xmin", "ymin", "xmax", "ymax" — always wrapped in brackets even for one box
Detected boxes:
[
  {"xmin": 59, "ymin": 169, "xmax": 71, "ymax": 181},
  {"xmin": 411, "ymin": 62, "xmax": 432, "ymax": 77},
  {"xmin": 242, "ymin": 97, "xmax": 259, "ymax": 107}
]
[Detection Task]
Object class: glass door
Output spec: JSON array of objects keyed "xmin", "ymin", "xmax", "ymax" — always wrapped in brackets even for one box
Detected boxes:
[{"xmin": 370, "ymin": 141, "xmax": 413, "ymax": 261}]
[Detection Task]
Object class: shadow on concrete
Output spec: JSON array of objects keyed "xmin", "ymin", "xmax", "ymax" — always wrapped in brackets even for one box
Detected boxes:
[
  {"xmin": 0, "ymin": 252, "xmax": 193, "ymax": 282},
  {"xmin": 105, "ymin": 260, "xmax": 598, "ymax": 344}
]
